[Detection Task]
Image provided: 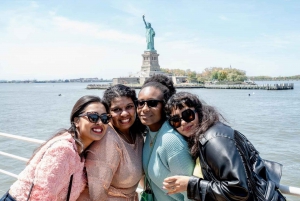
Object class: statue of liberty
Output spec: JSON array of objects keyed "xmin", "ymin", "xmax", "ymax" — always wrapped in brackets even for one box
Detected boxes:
[{"xmin": 142, "ymin": 15, "xmax": 155, "ymax": 51}]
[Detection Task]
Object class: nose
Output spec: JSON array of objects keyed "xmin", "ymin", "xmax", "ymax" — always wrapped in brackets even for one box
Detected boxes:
[
  {"xmin": 120, "ymin": 109, "xmax": 129, "ymax": 116},
  {"xmin": 139, "ymin": 103, "xmax": 150, "ymax": 113},
  {"xmin": 181, "ymin": 118, "xmax": 188, "ymax": 126},
  {"xmin": 95, "ymin": 118, "xmax": 103, "ymax": 125}
]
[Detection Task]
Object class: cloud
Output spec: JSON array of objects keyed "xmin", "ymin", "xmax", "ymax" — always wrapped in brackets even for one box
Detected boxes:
[
  {"xmin": 52, "ymin": 16, "xmax": 144, "ymax": 44},
  {"xmin": 157, "ymin": 39, "xmax": 293, "ymax": 77},
  {"xmin": 219, "ymin": 15, "xmax": 229, "ymax": 21},
  {"xmin": 30, "ymin": 1, "xmax": 39, "ymax": 8},
  {"xmin": 0, "ymin": 6, "xmax": 147, "ymax": 80},
  {"xmin": 1, "ymin": 1, "xmax": 300, "ymax": 80},
  {"xmin": 111, "ymin": 2, "xmax": 144, "ymax": 18}
]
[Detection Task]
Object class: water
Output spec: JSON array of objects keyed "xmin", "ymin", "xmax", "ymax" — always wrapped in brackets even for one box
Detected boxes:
[{"xmin": 1, "ymin": 81, "xmax": 299, "ymax": 200}]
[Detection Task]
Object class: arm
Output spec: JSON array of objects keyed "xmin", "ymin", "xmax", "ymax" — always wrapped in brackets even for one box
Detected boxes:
[
  {"xmin": 34, "ymin": 141, "xmax": 77, "ymax": 200},
  {"xmin": 84, "ymin": 139, "xmax": 121, "ymax": 201},
  {"xmin": 187, "ymin": 137, "xmax": 250, "ymax": 201},
  {"xmin": 168, "ymin": 147, "xmax": 194, "ymax": 200},
  {"xmin": 142, "ymin": 15, "xmax": 147, "ymax": 27}
]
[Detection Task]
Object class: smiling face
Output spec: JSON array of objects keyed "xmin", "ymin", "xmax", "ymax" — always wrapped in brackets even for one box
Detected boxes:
[
  {"xmin": 74, "ymin": 102, "xmax": 108, "ymax": 149},
  {"xmin": 109, "ymin": 96, "xmax": 136, "ymax": 135},
  {"xmin": 137, "ymin": 86, "xmax": 164, "ymax": 132},
  {"xmin": 171, "ymin": 105, "xmax": 199, "ymax": 138}
]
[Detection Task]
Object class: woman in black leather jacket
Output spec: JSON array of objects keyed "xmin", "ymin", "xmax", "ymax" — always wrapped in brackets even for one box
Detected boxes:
[{"xmin": 162, "ymin": 92, "xmax": 252, "ymax": 201}]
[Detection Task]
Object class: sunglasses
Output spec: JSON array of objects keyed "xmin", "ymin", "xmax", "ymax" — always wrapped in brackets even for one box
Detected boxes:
[
  {"xmin": 169, "ymin": 108, "xmax": 197, "ymax": 128},
  {"xmin": 136, "ymin": 100, "xmax": 163, "ymax": 108},
  {"xmin": 78, "ymin": 112, "xmax": 111, "ymax": 124}
]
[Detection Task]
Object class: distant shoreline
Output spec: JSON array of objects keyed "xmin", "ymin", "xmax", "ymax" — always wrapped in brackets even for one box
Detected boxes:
[
  {"xmin": 87, "ymin": 83, "xmax": 294, "ymax": 90},
  {"xmin": 0, "ymin": 80, "xmax": 112, "ymax": 84}
]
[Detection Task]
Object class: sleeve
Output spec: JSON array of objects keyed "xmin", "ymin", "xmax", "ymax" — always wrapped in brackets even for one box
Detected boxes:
[
  {"xmin": 33, "ymin": 141, "xmax": 76, "ymax": 200},
  {"xmin": 187, "ymin": 137, "xmax": 250, "ymax": 201},
  {"xmin": 84, "ymin": 139, "xmax": 122, "ymax": 201},
  {"xmin": 164, "ymin": 133, "xmax": 194, "ymax": 201}
]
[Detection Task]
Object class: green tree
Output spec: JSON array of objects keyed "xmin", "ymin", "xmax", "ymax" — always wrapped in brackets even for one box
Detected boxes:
[{"xmin": 218, "ymin": 70, "xmax": 228, "ymax": 81}]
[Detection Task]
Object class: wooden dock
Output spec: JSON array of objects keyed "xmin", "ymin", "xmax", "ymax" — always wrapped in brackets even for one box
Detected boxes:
[{"xmin": 86, "ymin": 83, "xmax": 294, "ymax": 90}]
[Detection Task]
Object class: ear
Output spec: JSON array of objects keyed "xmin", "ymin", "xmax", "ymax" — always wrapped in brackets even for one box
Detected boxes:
[{"xmin": 74, "ymin": 117, "xmax": 80, "ymax": 127}]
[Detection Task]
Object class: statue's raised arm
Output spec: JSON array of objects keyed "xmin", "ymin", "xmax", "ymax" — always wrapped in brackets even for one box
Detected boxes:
[{"xmin": 142, "ymin": 15, "xmax": 147, "ymax": 27}]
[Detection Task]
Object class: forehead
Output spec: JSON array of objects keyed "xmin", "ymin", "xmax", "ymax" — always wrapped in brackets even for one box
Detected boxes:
[
  {"xmin": 84, "ymin": 102, "xmax": 106, "ymax": 113},
  {"xmin": 110, "ymin": 96, "xmax": 134, "ymax": 107},
  {"xmin": 138, "ymin": 86, "xmax": 163, "ymax": 100},
  {"xmin": 171, "ymin": 104, "xmax": 190, "ymax": 115}
]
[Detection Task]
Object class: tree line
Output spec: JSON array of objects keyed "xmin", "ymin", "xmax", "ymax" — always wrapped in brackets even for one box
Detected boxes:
[
  {"xmin": 161, "ymin": 67, "xmax": 247, "ymax": 83},
  {"xmin": 161, "ymin": 67, "xmax": 300, "ymax": 83}
]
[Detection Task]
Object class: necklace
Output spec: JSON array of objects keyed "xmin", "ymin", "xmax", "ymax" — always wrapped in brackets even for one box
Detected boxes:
[
  {"xmin": 115, "ymin": 128, "xmax": 134, "ymax": 144},
  {"xmin": 149, "ymin": 131, "xmax": 159, "ymax": 147}
]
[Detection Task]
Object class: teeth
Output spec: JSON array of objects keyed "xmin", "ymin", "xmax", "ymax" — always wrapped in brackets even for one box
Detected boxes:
[
  {"xmin": 121, "ymin": 119, "xmax": 130, "ymax": 123},
  {"xmin": 93, "ymin": 128, "xmax": 102, "ymax": 132}
]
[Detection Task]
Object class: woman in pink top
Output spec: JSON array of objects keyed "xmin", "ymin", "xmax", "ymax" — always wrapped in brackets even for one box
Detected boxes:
[
  {"xmin": 78, "ymin": 84, "xmax": 147, "ymax": 201},
  {"xmin": 0, "ymin": 95, "xmax": 111, "ymax": 201}
]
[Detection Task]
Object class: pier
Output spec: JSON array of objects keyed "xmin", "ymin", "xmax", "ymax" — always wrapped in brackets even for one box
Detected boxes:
[
  {"xmin": 86, "ymin": 83, "xmax": 294, "ymax": 90},
  {"xmin": 204, "ymin": 83, "xmax": 294, "ymax": 90},
  {"xmin": 86, "ymin": 83, "xmax": 206, "ymax": 89}
]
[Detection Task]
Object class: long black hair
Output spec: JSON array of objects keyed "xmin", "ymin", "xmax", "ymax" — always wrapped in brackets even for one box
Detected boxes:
[
  {"xmin": 165, "ymin": 92, "xmax": 226, "ymax": 159},
  {"xmin": 103, "ymin": 84, "xmax": 147, "ymax": 136},
  {"xmin": 28, "ymin": 95, "xmax": 108, "ymax": 164}
]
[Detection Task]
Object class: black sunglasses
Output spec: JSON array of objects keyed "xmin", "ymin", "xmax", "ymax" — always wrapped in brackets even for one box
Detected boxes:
[
  {"xmin": 79, "ymin": 112, "xmax": 111, "ymax": 124},
  {"xmin": 169, "ymin": 108, "xmax": 197, "ymax": 128},
  {"xmin": 136, "ymin": 100, "xmax": 163, "ymax": 108}
]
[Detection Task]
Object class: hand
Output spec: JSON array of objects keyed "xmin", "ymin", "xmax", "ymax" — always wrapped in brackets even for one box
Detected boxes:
[{"xmin": 162, "ymin": 176, "xmax": 190, "ymax": 195}]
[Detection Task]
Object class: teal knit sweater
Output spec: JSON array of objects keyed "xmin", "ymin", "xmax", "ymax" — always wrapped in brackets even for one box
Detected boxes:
[{"xmin": 143, "ymin": 121, "xmax": 194, "ymax": 201}]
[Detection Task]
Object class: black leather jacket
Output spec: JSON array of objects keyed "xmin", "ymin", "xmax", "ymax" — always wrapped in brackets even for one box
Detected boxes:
[{"xmin": 187, "ymin": 122, "xmax": 252, "ymax": 201}]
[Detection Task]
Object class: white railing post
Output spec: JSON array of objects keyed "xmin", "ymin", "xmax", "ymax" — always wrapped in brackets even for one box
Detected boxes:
[
  {"xmin": 0, "ymin": 132, "xmax": 45, "ymax": 144},
  {"xmin": 0, "ymin": 151, "xmax": 29, "ymax": 162},
  {"xmin": 0, "ymin": 169, "xmax": 18, "ymax": 178},
  {"xmin": 279, "ymin": 184, "xmax": 300, "ymax": 196}
]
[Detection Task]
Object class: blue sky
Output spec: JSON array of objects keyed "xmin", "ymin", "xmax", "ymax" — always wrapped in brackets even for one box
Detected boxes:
[{"xmin": 0, "ymin": 0, "xmax": 299, "ymax": 80}]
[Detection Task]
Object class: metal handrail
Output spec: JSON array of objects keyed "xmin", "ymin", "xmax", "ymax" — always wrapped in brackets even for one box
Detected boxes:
[
  {"xmin": 1, "ymin": 132, "xmax": 300, "ymax": 197},
  {"xmin": 0, "ymin": 132, "xmax": 45, "ymax": 144},
  {"xmin": 0, "ymin": 151, "xmax": 28, "ymax": 162}
]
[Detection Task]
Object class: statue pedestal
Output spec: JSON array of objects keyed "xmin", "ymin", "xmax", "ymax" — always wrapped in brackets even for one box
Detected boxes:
[
  {"xmin": 141, "ymin": 51, "xmax": 163, "ymax": 77},
  {"xmin": 112, "ymin": 50, "xmax": 169, "ymax": 85}
]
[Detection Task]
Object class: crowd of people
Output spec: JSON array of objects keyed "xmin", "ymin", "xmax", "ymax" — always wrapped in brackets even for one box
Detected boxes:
[{"xmin": 1, "ymin": 75, "xmax": 285, "ymax": 201}]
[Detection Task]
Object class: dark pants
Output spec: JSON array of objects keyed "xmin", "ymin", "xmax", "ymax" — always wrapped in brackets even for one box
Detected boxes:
[{"xmin": 0, "ymin": 192, "xmax": 16, "ymax": 201}]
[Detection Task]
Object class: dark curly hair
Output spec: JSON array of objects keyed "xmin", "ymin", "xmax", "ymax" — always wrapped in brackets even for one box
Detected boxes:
[
  {"xmin": 140, "ymin": 74, "xmax": 176, "ymax": 121},
  {"xmin": 143, "ymin": 74, "xmax": 176, "ymax": 97},
  {"xmin": 103, "ymin": 84, "xmax": 147, "ymax": 136},
  {"xmin": 165, "ymin": 92, "xmax": 226, "ymax": 159}
]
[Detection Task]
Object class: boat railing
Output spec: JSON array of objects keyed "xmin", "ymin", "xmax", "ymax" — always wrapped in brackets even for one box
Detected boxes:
[{"xmin": 1, "ymin": 132, "xmax": 300, "ymax": 197}]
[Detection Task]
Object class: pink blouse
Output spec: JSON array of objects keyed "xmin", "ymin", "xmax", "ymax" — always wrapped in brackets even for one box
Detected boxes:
[
  {"xmin": 9, "ymin": 133, "xmax": 86, "ymax": 201},
  {"xmin": 79, "ymin": 125, "xmax": 144, "ymax": 201}
]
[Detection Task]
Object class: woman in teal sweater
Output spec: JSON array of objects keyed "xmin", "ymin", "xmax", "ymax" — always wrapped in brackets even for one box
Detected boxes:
[{"xmin": 137, "ymin": 75, "xmax": 194, "ymax": 201}]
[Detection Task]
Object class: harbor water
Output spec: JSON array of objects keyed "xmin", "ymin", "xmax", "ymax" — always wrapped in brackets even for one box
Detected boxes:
[{"xmin": 0, "ymin": 81, "xmax": 299, "ymax": 200}]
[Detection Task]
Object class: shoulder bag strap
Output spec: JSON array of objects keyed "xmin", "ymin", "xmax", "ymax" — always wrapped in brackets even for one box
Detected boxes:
[
  {"xmin": 66, "ymin": 174, "xmax": 73, "ymax": 201},
  {"xmin": 144, "ymin": 141, "xmax": 156, "ymax": 189}
]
